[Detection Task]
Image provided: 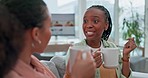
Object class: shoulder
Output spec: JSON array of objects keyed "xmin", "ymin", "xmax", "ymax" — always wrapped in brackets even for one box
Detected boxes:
[
  {"xmin": 74, "ymin": 39, "xmax": 87, "ymax": 46},
  {"xmin": 102, "ymin": 39, "xmax": 117, "ymax": 48},
  {"xmin": 4, "ymin": 70, "xmax": 21, "ymax": 78}
]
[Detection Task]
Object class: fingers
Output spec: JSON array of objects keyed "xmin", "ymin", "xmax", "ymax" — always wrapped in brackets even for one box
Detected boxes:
[
  {"xmin": 65, "ymin": 59, "xmax": 71, "ymax": 77},
  {"xmin": 86, "ymin": 52, "xmax": 94, "ymax": 61},
  {"xmin": 71, "ymin": 51, "xmax": 96, "ymax": 78},
  {"xmin": 127, "ymin": 37, "xmax": 134, "ymax": 41},
  {"xmin": 76, "ymin": 50, "xmax": 93, "ymax": 61},
  {"xmin": 123, "ymin": 38, "xmax": 137, "ymax": 55},
  {"xmin": 125, "ymin": 38, "xmax": 137, "ymax": 49},
  {"xmin": 95, "ymin": 56, "xmax": 103, "ymax": 68},
  {"xmin": 93, "ymin": 51, "xmax": 102, "ymax": 68},
  {"xmin": 66, "ymin": 60, "xmax": 70, "ymax": 71},
  {"xmin": 96, "ymin": 60, "xmax": 103, "ymax": 68},
  {"xmin": 76, "ymin": 50, "xmax": 83, "ymax": 60},
  {"xmin": 91, "ymin": 48, "xmax": 101, "ymax": 55},
  {"xmin": 93, "ymin": 51, "xmax": 101, "ymax": 58}
]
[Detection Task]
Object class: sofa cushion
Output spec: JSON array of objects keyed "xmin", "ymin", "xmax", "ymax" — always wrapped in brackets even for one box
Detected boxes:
[
  {"xmin": 130, "ymin": 56, "xmax": 146, "ymax": 72},
  {"xmin": 50, "ymin": 56, "xmax": 66, "ymax": 78},
  {"xmin": 40, "ymin": 60, "xmax": 60, "ymax": 78}
]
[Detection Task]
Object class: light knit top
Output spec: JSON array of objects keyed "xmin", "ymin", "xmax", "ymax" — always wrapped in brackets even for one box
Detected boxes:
[{"xmin": 66, "ymin": 39, "xmax": 132, "ymax": 78}]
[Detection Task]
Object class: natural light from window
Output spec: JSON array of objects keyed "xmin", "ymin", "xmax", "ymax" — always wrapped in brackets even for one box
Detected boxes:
[{"xmin": 57, "ymin": 0, "xmax": 75, "ymax": 6}]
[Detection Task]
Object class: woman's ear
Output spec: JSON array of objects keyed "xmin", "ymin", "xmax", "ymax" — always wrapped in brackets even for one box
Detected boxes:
[
  {"xmin": 31, "ymin": 27, "xmax": 40, "ymax": 42},
  {"xmin": 104, "ymin": 22, "xmax": 109, "ymax": 31}
]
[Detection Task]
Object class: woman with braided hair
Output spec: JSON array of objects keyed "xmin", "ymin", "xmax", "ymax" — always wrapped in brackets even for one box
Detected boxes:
[{"xmin": 66, "ymin": 5, "xmax": 137, "ymax": 78}]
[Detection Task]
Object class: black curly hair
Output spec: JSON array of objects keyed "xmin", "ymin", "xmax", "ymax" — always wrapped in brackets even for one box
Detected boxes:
[
  {"xmin": 0, "ymin": 0, "xmax": 48, "ymax": 77},
  {"xmin": 87, "ymin": 5, "xmax": 112, "ymax": 41},
  {"xmin": 0, "ymin": 0, "xmax": 48, "ymax": 29},
  {"xmin": 0, "ymin": 4, "xmax": 25, "ymax": 77}
]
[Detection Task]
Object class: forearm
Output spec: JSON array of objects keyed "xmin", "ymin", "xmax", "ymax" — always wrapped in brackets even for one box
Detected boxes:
[{"xmin": 122, "ymin": 55, "xmax": 130, "ymax": 77}]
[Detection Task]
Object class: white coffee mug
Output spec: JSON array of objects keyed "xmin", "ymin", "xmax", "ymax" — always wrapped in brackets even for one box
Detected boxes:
[
  {"xmin": 101, "ymin": 48, "xmax": 119, "ymax": 68},
  {"xmin": 69, "ymin": 46, "xmax": 90, "ymax": 72}
]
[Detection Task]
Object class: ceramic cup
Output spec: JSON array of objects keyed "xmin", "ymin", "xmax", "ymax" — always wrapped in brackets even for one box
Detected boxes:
[
  {"xmin": 69, "ymin": 46, "xmax": 91, "ymax": 72},
  {"xmin": 101, "ymin": 48, "xmax": 119, "ymax": 68}
]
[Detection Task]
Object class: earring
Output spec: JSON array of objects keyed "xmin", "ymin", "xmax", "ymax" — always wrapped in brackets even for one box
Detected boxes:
[
  {"xmin": 38, "ymin": 40, "xmax": 41, "ymax": 44},
  {"xmin": 32, "ymin": 43, "xmax": 35, "ymax": 48}
]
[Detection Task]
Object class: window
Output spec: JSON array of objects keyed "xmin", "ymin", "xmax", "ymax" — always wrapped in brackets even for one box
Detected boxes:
[{"xmin": 119, "ymin": 0, "xmax": 145, "ymax": 56}]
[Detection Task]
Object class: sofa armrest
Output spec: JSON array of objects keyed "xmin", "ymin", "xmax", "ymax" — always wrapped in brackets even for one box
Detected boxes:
[
  {"xmin": 130, "ymin": 56, "xmax": 146, "ymax": 72},
  {"xmin": 132, "ymin": 71, "xmax": 148, "ymax": 78},
  {"xmin": 40, "ymin": 60, "xmax": 60, "ymax": 78}
]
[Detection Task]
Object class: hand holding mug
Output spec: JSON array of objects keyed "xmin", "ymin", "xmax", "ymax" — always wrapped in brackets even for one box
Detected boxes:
[
  {"xmin": 65, "ymin": 50, "xmax": 96, "ymax": 78},
  {"xmin": 71, "ymin": 52, "xmax": 96, "ymax": 78},
  {"xmin": 69, "ymin": 46, "xmax": 91, "ymax": 72},
  {"xmin": 92, "ymin": 48, "xmax": 103, "ymax": 68}
]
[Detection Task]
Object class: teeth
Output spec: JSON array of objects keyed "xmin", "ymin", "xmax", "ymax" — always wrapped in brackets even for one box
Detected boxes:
[{"xmin": 87, "ymin": 32, "xmax": 94, "ymax": 35}]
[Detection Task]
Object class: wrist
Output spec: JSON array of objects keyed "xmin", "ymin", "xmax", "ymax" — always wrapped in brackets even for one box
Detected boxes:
[
  {"xmin": 123, "ymin": 53, "xmax": 130, "ymax": 58},
  {"xmin": 122, "ymin": 57, "xmax": 129, "ymax": 62}
]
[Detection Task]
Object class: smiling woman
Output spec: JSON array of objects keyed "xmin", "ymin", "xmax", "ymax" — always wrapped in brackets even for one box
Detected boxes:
[{"xmin": 65, "ymin": 5, "xmax": 137, "ymax": 78}]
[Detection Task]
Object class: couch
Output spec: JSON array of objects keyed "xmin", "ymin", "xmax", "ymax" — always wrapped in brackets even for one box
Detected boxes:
[
  {"xmin": 40, "ymin": 56, "xmax": 66, "ymax": 78},
  {"xmin": 130, "ymin": 56, "xmax": 148, "ymax": 73},
  {"xmin": 40, "ymin": 56, "xmax": 148, "ymax": 78}
]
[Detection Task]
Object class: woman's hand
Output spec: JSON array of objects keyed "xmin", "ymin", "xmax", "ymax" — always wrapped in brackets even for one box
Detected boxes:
[
  {"xmin": 65, "ymin": 51, "xmax": 96, "ymax": 78},
  {"xmin": 123, "ymin": 38, "xmax": 137, "ymax": 58},
  {"xmin": 92, "ymin": 49, "xmax": 103, "ymax": 68}
]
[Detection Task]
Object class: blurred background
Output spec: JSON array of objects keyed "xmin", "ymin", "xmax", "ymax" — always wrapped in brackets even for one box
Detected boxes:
[{"xmin": 34, "ymin": 0, "xmax": 148, "ymax": 77}]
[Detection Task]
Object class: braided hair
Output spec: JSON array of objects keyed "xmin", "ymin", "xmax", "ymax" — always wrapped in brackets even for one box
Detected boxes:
[{"xmin": 87, "ymin": 5, "xmax": 112, "ymax": 41}]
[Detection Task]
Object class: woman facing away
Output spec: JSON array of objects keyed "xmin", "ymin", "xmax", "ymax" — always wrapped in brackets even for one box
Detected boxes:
[
  {"xmin": 0, "ymin": 0, "xmax": 96, "ymax": 78},
  {"xmin": 66, "ymin": 5, "xmax": 137, "ymax": 78}
]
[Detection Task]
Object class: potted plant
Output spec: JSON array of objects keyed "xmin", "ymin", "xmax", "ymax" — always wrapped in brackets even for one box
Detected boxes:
[
  {"xmin": 122, "ymin": 13, "xmax": 144, "ymax": 47},
  {"xmin": 121, "ymin": 1, "xmax": 144, "ymax": 56}
]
